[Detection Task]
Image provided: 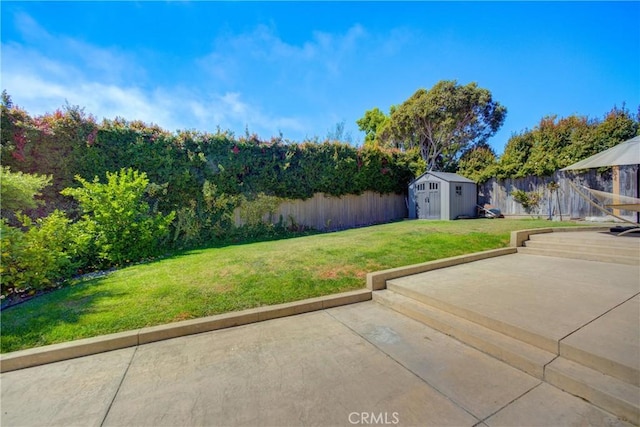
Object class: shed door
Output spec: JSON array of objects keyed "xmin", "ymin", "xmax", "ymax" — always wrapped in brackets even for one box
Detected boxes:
[
  {"xmin": 425, "ymin": 181, "xmax": 441, "ymax": 219},
  {"xmin": 415, "ymin": 182, "xmax": 426, "ymax": 219},
  {"xmin": 417, "ymin": 181, "xmax": 440, "ymax": 219}
]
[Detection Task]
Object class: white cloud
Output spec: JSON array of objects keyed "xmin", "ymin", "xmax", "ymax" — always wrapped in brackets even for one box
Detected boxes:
[
  {"xmin": 185, "ymin": 91, "xmax": 306, "ymax": 136},
  {"xmin": 3, "ymin": 13, "xmax": 411, "ymax": 141},
  {"xmin": 13, "ymin": 12, "xmax": 50, "ymax": 42},
  {"xmin": 1, "ymin": 13, "xmax": 309, "ymax": 139},
  {"xmin": 197, "ymin": 23, "xmax": 369, "ymax": 84}
]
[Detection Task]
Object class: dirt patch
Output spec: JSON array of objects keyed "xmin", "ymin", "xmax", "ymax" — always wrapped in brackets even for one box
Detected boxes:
[
  {"xmin": 172, "ymin": 312, "xmax": 194, "ymax": 322},
  {"xmin": 316, "ymin": 266, "xmax": 367, "ymax": 280}
]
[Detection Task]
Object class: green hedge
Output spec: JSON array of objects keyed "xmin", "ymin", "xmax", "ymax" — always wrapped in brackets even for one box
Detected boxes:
[{"xmin": 1, "ymin": 104, "xmax": 420, "ymax": 218}]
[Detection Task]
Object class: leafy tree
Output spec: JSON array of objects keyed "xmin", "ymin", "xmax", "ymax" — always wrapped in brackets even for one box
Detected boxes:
[
  {"xmin": 521, "ymin": 115, "xmax": 592, "ymax": 176},
  {"xmin": 495, "ymin": 131, "xmax": 535, "ymax": 179},
  {"xmin": 61, "ymin": 168, "xmax": 175, "ymax": 266},
  {"xmin": 457, "ymin": 142, "xmax": 498, "ymax": 183},
  {"xmin": 357, "ymin": 107, "xmax": 389, "ymax": 147},
  {"xmin": 380, "ymin": 80, "xmax": 506, "ymax": 171},
  {"xmin": 589, "ymin": 105, "xmax": 638, "ymax": 152},
  {"xmin": 1, "ymin": 99, "xmax": 98, "ymax": 215},
  {"xmin": 495, "ymin": 106, "xmax": 638, "ymax": 179}
]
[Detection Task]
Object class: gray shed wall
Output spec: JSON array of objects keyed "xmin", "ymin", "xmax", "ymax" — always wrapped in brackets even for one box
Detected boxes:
[
  {"xmin": 409, "ymin": 173, "xmax": 477, "ymax": 220},
  {"xmin": 449, "ymin": 181, "xmax": 478, "ymax": 219}
]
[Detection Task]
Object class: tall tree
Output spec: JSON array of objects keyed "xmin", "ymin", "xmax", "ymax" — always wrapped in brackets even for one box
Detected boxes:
[
  {"xmin": 356, "ymin": 107, "xmax": 389, "ymax": 147},
  {"xmin": 457, "ymin": 141, "xmax": 497, "ymax": 183},
  {"xmin": 380, "ymin": 80, "xmax": 506, "ymax": 171}
]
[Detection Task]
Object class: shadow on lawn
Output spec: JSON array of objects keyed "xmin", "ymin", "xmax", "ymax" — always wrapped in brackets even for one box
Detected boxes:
[{"xmin": 0, "ymin": 277, "xmax": 122, "ymax": 353}]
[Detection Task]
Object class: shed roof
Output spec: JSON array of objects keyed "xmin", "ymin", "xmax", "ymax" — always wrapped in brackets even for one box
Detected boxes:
[{"xmin": 411, "ymin": 171, "xmax": 476, "ymax": 185}]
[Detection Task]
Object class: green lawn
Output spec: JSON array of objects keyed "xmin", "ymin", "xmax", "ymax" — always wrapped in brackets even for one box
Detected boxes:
[{"xmin": 1, "ymin": 219, "xmax": 582, "ymax": 353}]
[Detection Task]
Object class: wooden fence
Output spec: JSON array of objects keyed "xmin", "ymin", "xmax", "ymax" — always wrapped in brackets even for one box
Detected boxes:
[
  {"xmin": 234, "ymin": 191, "xmax": 407, "ymax": 231},
  {"xmin": 478, "ymin": 165, "xmax": 639, "ymax": 221}
]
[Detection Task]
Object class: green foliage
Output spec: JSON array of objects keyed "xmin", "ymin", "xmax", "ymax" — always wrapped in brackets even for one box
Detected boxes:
[
  {"xmin": 511, "ymin": 189, "xmax": 542, "ymax": 212},
  {"xmin": 357, "ymin": 107, "xmax": 389, "ymax": 147},
  {"xmin": 61, "ymin": 168, "xmax": 175, "ymax": 267},
  {"xmin": 238, "ymin": 193, "xmax": 283, "ymax": 226},
  {"xmin": 380, "ymin": 80, "xmax": 507, "ymax": 171},
  {"xmin": 495, "ymin": 131, "xmax": 535, "ymax": 179},
  {"xmin": 172, "ymin": 181, "xmax": 240, "ymax": 246},
  {"xmin": 1, "ymin": 103, "xmax": 99, "ymax": 216},
  {"xmin": 2, "ymin": 93, "xmax": 418, "ymax": 258},
  {"xmin": 457, "ymin": 142, "xmax": 498, "ymax": 183},
  {"xmin": 493, "ymin": 106, "xmax": 638, "ymax": 179},
  {"xmin": 0, "ymin": 167, "xmax": 52, "ymax": 218},
  {"xmin": 1, "ymin": 211, "xmax": 86, "ymax": 297}
]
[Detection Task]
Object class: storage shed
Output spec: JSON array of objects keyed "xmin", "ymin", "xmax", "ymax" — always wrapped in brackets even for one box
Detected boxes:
[{"xmin": 408, "ymin": 172, "xmax": 477, "ymax": 220}]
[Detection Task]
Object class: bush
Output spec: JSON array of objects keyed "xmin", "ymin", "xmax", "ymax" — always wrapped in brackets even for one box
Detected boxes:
[
  {"xmin": 511, "ymin": 189, "xmax": 542, "ymax": 212},
  {"xmin": 1, "ymin": 211, "xmax": 86, "ymax": 297},
  {"xmin": 61, "ymin": 168, "xmax": 175, "ymax": 267},
  {"xmin": 238, "ymin": 193, "xmax": 283, "ymax": 226}
]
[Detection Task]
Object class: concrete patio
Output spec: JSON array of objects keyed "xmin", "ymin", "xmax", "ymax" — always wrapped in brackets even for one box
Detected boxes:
[{"xmin": 1, "ymin": 229, "xmax": 638, "ymax": 426}]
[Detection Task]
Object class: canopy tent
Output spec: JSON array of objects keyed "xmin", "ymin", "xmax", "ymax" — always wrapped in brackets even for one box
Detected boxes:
[
  {"xmin": 560, "ymin": 136, "xmax": 640, "ymax": 170},
  {"xmin": 560, "ymin": 135, "xmax": 640, "ymax": 230}
]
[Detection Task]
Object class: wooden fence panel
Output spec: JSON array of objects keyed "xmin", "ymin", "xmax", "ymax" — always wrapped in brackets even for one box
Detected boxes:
[
  {"xmin": 478, "ymin": 165, "xmax": 638, "ymax": 221},
  {"xmin": 234, "ymin": 192, "xmax": 407, "ymax": 230}
]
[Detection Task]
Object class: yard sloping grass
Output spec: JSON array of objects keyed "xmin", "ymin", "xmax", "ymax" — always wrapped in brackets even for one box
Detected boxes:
[{"xmin": 1, "ymin": 219, "xmax": 582, "ymax": 352}]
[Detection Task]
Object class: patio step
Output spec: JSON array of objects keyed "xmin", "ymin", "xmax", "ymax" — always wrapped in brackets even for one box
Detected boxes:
[
  {"xmin": 519, "ymin": 231, "xmax": 639, "ymax": 265},
  {"xmin": 516, "ymin": 246, "xmax": 639, "ymax": 265},
  {"xmin": 373, "ymin": 287, "xmax": 640, "ymax": 423},
  {"xmin": 528, "ymin": 232, "xmax": 640, "ymax": 249},
  {"xmin": 386, "ymin": 280, "xmax": 558, "ymax": 353},
  {"xmin": 523, "ymin": 239, "xmax": 638, "ymax": 256},
  {"xmin": 546, "ymin": 357, "xmax": 640, "ymax": 425},
  {"xmin": 372, "ymin": 290, "xmax": 556, "ymax": 379}
]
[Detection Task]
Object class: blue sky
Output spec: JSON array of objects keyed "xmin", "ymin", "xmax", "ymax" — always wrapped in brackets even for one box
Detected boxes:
[{"xmin": 2, "ymin": 1, "xmax": 638, "ymax": 154}]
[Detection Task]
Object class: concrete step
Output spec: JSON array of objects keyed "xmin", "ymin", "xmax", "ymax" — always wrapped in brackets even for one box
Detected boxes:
[
  {"xmin": 372, "ymin": 290, "xmax": 556, "ymax": 379},
  {"xmin": 529, "ymin": 233, "xmax": 640, "ymax": 249},
  {"xmin": 560, "ymin": 295, "xmax": 640, "ymax": 388},
  {"xmin": 546, "ymin": 357, "xmax": 640, "ymax": 425},
  {"xmin": 374, "ymin": 289, "xmax": 640, "ymax": 423},
  {"xmin": 524, "ymin": 240, "xmax": 640, "ymax": 257},
  {"xmin": 387, "ymin": 279, "xmax": 559, "ymax": 353},
  {"xmin": 517, "ymin": 246, "xmax": 639, "ymax": 265}
]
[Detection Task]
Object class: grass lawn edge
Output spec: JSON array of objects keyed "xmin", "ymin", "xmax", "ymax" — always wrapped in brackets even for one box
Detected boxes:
[{"xmin": 0, "ymin": 221, "xmax": 605, "ymax": 359}]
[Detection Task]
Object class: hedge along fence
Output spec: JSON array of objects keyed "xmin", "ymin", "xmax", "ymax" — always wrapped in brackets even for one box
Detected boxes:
[
  {"xmin": 234, "ymin": 191, "xmax": 408, "ymax": 231},
  {"xmin": 1, "ymin": 109, "xmax": 420, "ymax": 216},
  {"xmin": 478, "ymin": 165, "xmax": 639, "ymax": 221}
]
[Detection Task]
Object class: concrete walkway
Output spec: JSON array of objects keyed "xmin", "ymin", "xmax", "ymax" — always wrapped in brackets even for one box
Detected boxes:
[
  {"xmin": 1, "ymin": 230, "xmax": 638, "ymax": 427},
  {"xmin": 0, "ymin": 302, "xmax": 634, "ymax": 427}
]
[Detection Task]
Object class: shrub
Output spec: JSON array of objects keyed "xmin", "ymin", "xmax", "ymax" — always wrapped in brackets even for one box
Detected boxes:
[
  {"xmin": 0, "ymin": 211, "xmax": 86, "ymax": 297},
  {"xmin": 61, "ymin": 168, "xmax": 175, "ymax": 267},
  {"xmin": 171, "ymin": 181, "xmax": 240, "ymax": 246},
  {"xmin": 238, "ymin": 193, "xmax": 283, "ymax": 226},
  {"xmin": 0, "ymin": 167, "xmax": 52, "ymax": 223},
  {"xmin": 511, "ymin": 189, "xmax": 542, "ymax": 212}
]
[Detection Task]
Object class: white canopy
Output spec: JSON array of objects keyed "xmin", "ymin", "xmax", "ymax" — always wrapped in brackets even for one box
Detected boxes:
[{"xmin": 561, "ymin": 136, "xmax": 640, "ymax": 170}]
